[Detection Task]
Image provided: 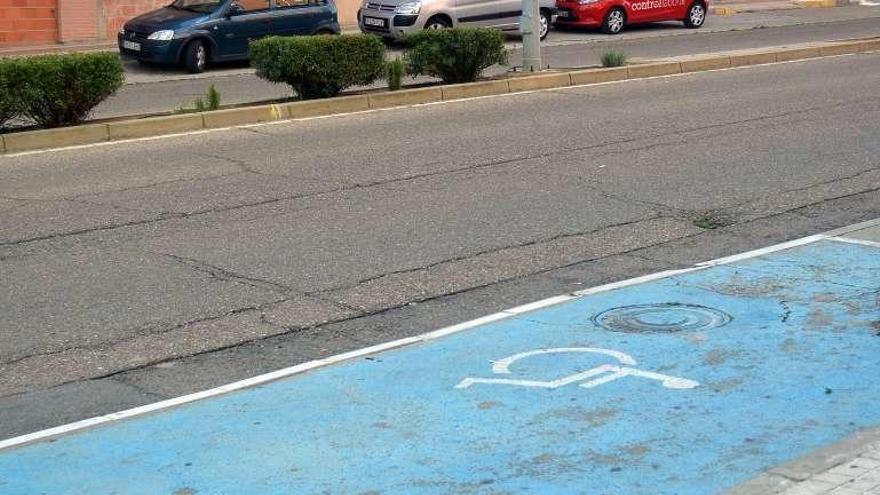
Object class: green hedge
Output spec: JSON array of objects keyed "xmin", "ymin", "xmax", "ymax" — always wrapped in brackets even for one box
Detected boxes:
[
  {"xmin": 2, "ymin": 52, "xmax": 124, "ymax": 128},
  {"xmin": 251, "ymin": 35, "xmax": 385, "ymax": 100},
  {"xmin": 0, "ymin": 60, "xmax": 17, "ymax": 129},
  {"xmin": 404, "ymin": 28, "xmax": 508, "ymax": 84}
]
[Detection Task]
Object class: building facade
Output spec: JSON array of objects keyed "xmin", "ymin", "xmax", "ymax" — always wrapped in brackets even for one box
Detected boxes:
[{"xmin": 0, "ymin": 0, "xmax": 358, "ymax": 48}]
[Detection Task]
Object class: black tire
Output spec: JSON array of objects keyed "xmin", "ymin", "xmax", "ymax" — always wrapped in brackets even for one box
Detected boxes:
[
  {"xmin": 183, "ymin": 39, "xmax": 208, "ymax": 74},
  {"xmin": 539, "ymin": 9, "xmax": 551, "ymax": 41},
  {"xmin": 424, "ymin": 15, "xmax": 451, "ymax": 30},
  {"xmin": 683, "ymin": 1, "xmax": 706, "ymax": 28},
  {"xmin": 601, "ymin": 7, "xmax": 625, "ymax": 34}
]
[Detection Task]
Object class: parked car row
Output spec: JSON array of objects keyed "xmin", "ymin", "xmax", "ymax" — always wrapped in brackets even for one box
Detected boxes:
[{"xmin": 119, "ymin": 0, "xmax": 706, "ymax": 72}]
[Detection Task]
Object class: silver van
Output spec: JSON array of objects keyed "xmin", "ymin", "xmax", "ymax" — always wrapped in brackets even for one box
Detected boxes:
[{"xmin": 358, "ymin": 0, "xmax": 556, "ymax": 40}]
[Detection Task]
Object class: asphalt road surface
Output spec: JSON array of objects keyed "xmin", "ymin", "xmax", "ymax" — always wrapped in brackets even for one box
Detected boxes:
[
  {"xmin": 2, "ymin": 49, "xmax": 880, "ymax": 439},
  {"xmin": 96, "ymin": 6, "xmax": 880, "ymax": 118}
]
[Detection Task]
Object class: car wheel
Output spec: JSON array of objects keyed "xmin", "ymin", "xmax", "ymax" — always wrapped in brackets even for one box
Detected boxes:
[
  {"xmin": 539, "ymin": 9, "xmax": 551, "ymax": 40},
  {"xmin": 424, "ymin": 16, "xmax": 451, "ymax": 30},
  {"xmin": 684, "ymin": 2, "xmax": 706, "ymax": 28},
  {"xmin": 602, "ymin": 7, "xmax": 625, "ymax": 34},
  {"xmin": 183, "ymin": 39, "xmax": 208, "ymax": 74}
]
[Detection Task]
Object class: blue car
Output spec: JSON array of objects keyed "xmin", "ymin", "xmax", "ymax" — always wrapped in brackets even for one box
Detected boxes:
[{"xmin": 119, "ymin": 0, "xmax": 340, "ymax": 73}]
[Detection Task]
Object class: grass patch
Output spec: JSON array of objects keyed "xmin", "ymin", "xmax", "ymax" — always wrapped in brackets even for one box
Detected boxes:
[
  {"xmin": 176, "ymin": 84, "xmax": 221, "ymax": 114},
  {"xmin": 600, "ymin": 50, "xmax": 628, "ymax": 68},
  {"xmin": 387, "ymin": 57, "xmax": 405, "ymax": 91},
  {"xmin": 692, "ymin": 214, "xmax": 734, "ymax": 230}
]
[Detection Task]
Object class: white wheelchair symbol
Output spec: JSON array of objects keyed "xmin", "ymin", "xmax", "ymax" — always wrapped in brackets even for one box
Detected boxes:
[{"xmin": 455, "ymin": 348, "xmax": 699, "ymax": 390}]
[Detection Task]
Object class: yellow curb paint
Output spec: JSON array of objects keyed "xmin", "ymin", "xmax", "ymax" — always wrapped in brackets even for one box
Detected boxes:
[
  {"xmin": 569, "ymin": 66, "xmax": 628, "ymax": 85},
  {"xmin": 441, "ymin": 80, "xmax": 510, "ymax": 100},
  {"xmin": 712, "ymin": 6, "xmax": 738, "ymax": 15},
  {"xmin": 368, "ymin": 87, "xmax": 443, "ymax": 109},
  {"xmin": 107, "ymin": 113, "xmax": 205, "ymax": 141},
  {"xmin": 2, "ymin": 124, "xmax": 110, "ymax": 153},
  {"xmin": 729, "ymin": 51, "xmax": 779, "ymax": 67},
  {"xmin": 202, "ymin": 104, "xmax": 282, "ymax": 129},
  {"xmin": 794, "ymin": 0, "xmax": 838, "ymax": 7},
  {"xmin": 859, "ymin": 39, "xmax": 880, "ymax": 53},
  {"xmin": 774, "ymin": 46, "xmax": 822, "ymax": 62},
  {"xmin": 283, "ymin": 95, "xmax": 371, "ymax": 119},
  {"xmin": 819, "ymin": 43, "xmax": 862, "ymax": 57},
  {"xmin": 507, "ymin": 72, "xmax": 572, "ymax": 92},
  {"xmin": 626, "ymin": 62, "xmax": 682, "ymax": 79},
  {"xmin": 679, "ymin": 56, "xmax": 732, "ymax": 73},
  {"xmin": 270, "ymin": 104, "xmax": 284, "ymax": 120}
]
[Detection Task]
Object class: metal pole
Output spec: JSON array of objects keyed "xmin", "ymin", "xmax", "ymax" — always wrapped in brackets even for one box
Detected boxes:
[{"xmin": 521, "ymin": 0, "xmax": 541, "ymax": 71}]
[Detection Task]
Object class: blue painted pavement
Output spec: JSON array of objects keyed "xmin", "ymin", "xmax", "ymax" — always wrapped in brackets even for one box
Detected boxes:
[{"xmin": 1, "ymin": 239, "xmax": 879, "ymax": 494}]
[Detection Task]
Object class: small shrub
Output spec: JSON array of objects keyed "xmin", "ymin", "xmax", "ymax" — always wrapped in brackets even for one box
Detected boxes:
[
  {"xmin": 600, "ymin": 50, "xmax": 628, "ymax": 68},
  {"xmin": 14, "ymin": 52, "xmax": 124, "ymax": 128},
  {"xmin": 387, "ymin": 57, "xmax": 405, "ymax": 91},
  {"xmin": 404, "ymin": 27, "xmax": 508, "ymax": 84},
  {"xmin": 250, "ymin": 35, "xmax": 385, "ymax": 100}
]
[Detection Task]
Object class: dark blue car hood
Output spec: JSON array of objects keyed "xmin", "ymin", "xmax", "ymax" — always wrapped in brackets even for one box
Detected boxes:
[{"xmin": 125, "ymin": 6, "xmax": 209, "ymax": 32}]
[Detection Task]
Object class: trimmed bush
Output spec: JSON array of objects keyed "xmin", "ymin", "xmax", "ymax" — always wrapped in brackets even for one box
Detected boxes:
[
  {"xmin": 12, "ymin": 52, "xmax": 124, "ymax": 128},
  {"xmin": 404, "ymin": 28, "xmax": 508, "ymax": 84},
  {"xmin": 251, "ymin": 35, "xmax": 385, "ymax": 100}
]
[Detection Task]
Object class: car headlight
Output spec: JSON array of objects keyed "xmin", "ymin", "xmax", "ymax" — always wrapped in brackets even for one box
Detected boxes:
[
  {"xmin": 147, "ymin": 30, "xmax": 175, "ymax": 41},
  {"xmin": 395, "ymin": 1, "xmax": 421, "ymax": 14},
  {"xmin": 119, "ymin": 27, "xmax": 126, "ymax": 35}
]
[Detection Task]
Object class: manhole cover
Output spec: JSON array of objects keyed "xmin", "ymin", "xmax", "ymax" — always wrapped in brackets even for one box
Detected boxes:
[{"xmin": 592, "ymin": 303, "xmax": 732, "ymax": 333}]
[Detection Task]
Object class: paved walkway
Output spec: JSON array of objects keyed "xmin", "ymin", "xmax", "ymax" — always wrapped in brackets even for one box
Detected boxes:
[{"xmin": 1, "ymin": 220, "xmax": 878, "ymax": 494}]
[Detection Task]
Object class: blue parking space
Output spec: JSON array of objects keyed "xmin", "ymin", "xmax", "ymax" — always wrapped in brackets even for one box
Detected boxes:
[{"xmin": 1, "ymin": 239, "xmax": 878, "ymax": 494}]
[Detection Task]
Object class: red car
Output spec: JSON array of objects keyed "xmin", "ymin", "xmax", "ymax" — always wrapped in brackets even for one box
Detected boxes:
[{"xmin": 555, "ymin": 0, "xmax": 707, "ymax": 33}]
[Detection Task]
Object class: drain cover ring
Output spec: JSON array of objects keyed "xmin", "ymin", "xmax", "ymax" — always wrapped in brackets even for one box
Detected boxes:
[{"xmin": 592, "ymin": 303, "xmax": 732, "ymax": 333}]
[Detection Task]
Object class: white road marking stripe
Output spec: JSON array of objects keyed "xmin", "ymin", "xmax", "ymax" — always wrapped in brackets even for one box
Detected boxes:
[
  {"xmin": 697, "ymin": 235, "xmax": 828, "ymax": 267},
  {"xmin": 828, "ymin": 236, "xmax": 880, "ymax": 249}
]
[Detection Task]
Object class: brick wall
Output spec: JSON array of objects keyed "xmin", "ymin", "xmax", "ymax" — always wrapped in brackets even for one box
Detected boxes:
[
  {"xmin": 57, "ymin": 0, "xmax": 98, "ymax": 42},
  {"xmin": 0, "ymin": 0, "xmax": 360, "ymax": 48},
  {"xmin": 0, "ymin": 0, "xmax": 58, "ymax": 46},
  {"xmin": 102, "ymin": 0, "xmax": 165, "ymax": 39}
]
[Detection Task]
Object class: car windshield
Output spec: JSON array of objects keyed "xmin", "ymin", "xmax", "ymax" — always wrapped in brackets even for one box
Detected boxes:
[{"xmin": 170, "ymin": 0, "xmax": 223, "ymax": 13}]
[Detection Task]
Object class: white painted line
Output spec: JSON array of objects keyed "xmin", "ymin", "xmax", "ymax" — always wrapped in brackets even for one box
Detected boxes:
[
  {"xmin": 2, "ymin": 48, "xmax": 874, "ymax": 159},
  {"xmin": 503, "ymin": 295, "xmax": 576, "ymax": 315},
  {"xmin": 697, "ymin": 234, "xmax": 828, "ymax": 267},
  {"xmin": 571, "ymin": 268, "xmax": 704, "ymax": 296},
  {"xmin": 0, "ymin": 220, "xmax": 862, "ymax": 451},
  {"xmin": 828, "ymin": 236, "xmax": 880, "ymax": 249}
]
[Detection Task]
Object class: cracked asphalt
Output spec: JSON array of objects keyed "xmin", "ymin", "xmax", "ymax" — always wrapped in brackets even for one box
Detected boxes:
[{"xmin": 2, "ymin": 49, "xmax": 880, "ymax": 439}]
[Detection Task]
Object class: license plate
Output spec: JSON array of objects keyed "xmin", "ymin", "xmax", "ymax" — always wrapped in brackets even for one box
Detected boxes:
[
  {"xmin": 122, "ymin": 40, "xmax": 141, "ymax": 51},
  {"xmin": 364, "ymin": 17, "xmax": 386, "ymax": 27},
  {"xmin": 557, "ymin": 10, "xmax": 569, "ymax": 18}
]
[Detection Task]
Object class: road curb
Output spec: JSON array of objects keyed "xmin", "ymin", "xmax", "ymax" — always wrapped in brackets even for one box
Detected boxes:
[
  {"xmin": 711, "ymin": 0, "xmax": 846, "ymax": 15},
  {"xmin": 723, "ymin": 427, "xmax": 880, "ymax": 494},
  {"xmin": 2, "ymin": 37, "xmax": 878, "ymax": 155}
]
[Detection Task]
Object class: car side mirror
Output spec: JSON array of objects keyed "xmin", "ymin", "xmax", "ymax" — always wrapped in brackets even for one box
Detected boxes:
[{"xmin": 226, "ymin": 4, "xmax": 244, "ymax": 16}]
